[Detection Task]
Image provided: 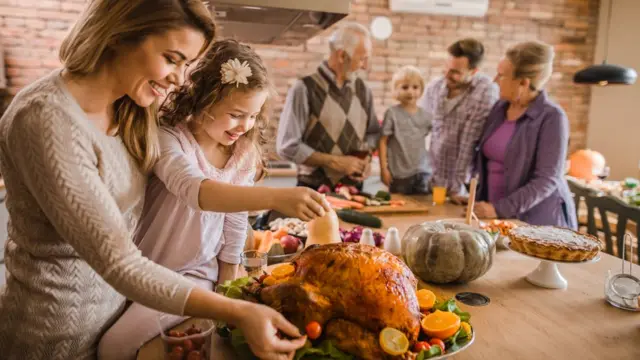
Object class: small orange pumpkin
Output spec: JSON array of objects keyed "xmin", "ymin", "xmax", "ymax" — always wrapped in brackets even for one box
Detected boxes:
[{"xmin": 568, "ymin": 149, "xmax": 606, "ymax": 180}]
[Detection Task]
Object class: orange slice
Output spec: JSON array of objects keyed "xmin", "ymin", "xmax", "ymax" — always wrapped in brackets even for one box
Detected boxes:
[
  {"xmin": 416, "ymin": 289, "xmax": 436, "ymax": 311},
  {"xmin": 262, "ymin": 275, "xmax": 277, "ymax": 286},
  {"xmin": 421, "ymin": 310, "xmax": 461, "ymax": 340},
  {"xmin": 271, "ymin": 264, "xmax": 295, "ymax": 279},
  {"xmin": 379, "ymin": 327, "xmax": 409, "ymax": 356},
  {"xmin": 461, "ymin": 322, "xmax": 472, "ymax": 337}
]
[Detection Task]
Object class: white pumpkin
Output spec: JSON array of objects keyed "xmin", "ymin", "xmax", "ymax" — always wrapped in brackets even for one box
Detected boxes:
[{"xmin": 401, "ymin": 221, "xmax": 496, "ymax": 284}]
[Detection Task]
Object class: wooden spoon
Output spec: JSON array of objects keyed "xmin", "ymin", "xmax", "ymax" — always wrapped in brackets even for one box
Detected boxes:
[{"xmin": 465, "ymin": 176, "xmax": 478, "ymax": 225}]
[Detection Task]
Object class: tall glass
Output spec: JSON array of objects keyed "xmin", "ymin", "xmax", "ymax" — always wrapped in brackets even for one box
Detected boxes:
[
  {"xmin": 432, "ymin": 186, "xmax": 447, "ymax": 205},
  {"xmin": 241, "ymin": 250, "xmax": 267, "ymax": 278}
]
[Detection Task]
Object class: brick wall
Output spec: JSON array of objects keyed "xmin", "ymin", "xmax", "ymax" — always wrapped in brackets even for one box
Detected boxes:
[{"xmin": 0, "ymin": 0, "xmax": 599, "ymax": 156}]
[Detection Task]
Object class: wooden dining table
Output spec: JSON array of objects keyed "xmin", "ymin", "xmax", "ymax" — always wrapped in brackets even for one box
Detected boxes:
[{"xmin": 138, "ymin": 197, "xmax": 640, "ymax": 360}]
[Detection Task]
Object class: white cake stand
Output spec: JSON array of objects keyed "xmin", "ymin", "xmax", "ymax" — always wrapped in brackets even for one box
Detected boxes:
[{"xmin": 507, "ymin": 242, "xmax": 600, "ymax": 289}]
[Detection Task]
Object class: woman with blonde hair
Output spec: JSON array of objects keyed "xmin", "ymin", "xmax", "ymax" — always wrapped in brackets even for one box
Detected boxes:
[
  {"xmin": 0, "ymin": 1, "xmax": 311, "ymax": 359},
  {"xmin": 472, "ymin": 41, "xmax": 577, "ymax": 229}
]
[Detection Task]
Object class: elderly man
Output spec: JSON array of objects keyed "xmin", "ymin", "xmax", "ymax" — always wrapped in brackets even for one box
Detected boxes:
[
  {"xmin": 420, "ymin": 38, "xmax": 499, "ymax": 204},
  {"xmin": 277, "ymin": 22, "xmax": 380, "ymax": 190}
]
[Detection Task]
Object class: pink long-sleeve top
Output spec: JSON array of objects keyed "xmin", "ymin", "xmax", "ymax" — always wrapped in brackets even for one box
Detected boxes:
[{"xmin": 134, "ymin": 124, "xmax": 258, "ymax": 282}]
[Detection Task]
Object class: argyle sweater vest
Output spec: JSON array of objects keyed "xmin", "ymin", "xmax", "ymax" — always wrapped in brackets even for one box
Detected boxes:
[{"xmin": 298, "ymin": 66, "xmax": 370, "ymax": 188}]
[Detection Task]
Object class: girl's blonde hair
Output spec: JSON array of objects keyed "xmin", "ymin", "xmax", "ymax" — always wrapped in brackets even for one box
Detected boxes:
[
  {"xmin": 505, "ymin": 41, "xmax": 555, "ymax": 91},
  {"xmin": 392, "ymin": 65, "xmax": 426, "ymax": 99},
  {"xmin": 59, "ymin": 0, "xmax": 216, "ymax": 172},
  {"xmin": 160, "ymin": 39, "xmax": 274, "ymax": 180}
]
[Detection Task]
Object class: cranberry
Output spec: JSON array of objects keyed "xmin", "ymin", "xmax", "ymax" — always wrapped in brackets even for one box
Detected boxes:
[
  {"xmin": 171, "ymin": 346, "xmax": 184, "ymax": 356},
  {"xmin": 186, "ymin": 325, "xmax": 201, "ymax": 336},
  {"xmin": 192, "ymin": 336, "xmax": 205, "ymax": 348},
  {"xmin": 182, "ymin": 339, "xmax": 194, "ymax": 351}
]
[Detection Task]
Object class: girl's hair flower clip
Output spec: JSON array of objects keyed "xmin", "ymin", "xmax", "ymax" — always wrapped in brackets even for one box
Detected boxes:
[{"xmin": 221, "ymin": 58, "xmax": 252, "ymax": 87}]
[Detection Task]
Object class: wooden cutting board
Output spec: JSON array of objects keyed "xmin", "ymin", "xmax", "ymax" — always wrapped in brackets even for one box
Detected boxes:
[{"xmin": 360, "ymin": 194, "xmax": 430, "ymax": 214}]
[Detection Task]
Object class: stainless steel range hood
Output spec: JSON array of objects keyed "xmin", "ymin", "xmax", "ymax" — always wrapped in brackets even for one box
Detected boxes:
[{"xmin": 210, "ymin": 0, "xmax": 350, "ymax": 46}]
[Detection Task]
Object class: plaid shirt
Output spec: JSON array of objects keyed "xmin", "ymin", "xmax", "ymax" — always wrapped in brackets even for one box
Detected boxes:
[{"xmin": 419, "ymin": 74, "xmax": 499, "ymax": 195}]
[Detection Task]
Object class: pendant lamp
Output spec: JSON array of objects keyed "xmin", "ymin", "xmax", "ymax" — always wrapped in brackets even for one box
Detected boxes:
[{"xmin": 573, "ymin": 0, "xmax": 637, "ymax": 85}]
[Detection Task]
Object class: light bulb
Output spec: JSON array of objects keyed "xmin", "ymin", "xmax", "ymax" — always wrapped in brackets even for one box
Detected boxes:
[{"xmin": 370, "ymin": 16, "xmax": 393, "ymax": 40}]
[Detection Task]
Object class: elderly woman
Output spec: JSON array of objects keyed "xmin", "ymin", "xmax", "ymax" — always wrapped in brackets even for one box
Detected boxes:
[
  {"xmin": 0, "ymin": 1, "xmax": 310, "ymax": 359},
  {"xmin": 473, "ymin": 41, "xmax": 577, "ymax": 229}
]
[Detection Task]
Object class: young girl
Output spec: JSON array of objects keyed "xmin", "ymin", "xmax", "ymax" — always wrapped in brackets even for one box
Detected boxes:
[
  {"xmin": 379, "ymin": 65, "xmax": 433, "ymax": 194},
  {"xmin": 98, "ymin": 40, "xmax": 326, "ymax": 359}
]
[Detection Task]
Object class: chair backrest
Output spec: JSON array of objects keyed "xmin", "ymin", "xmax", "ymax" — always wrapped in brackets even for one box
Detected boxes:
[
  {"xmin": 567, "ymin": 177, "xmax": 599, "ymax": 227},
  {"xmin": 585, "ymin": 194, "xmax": 640, "ymax": 262}
]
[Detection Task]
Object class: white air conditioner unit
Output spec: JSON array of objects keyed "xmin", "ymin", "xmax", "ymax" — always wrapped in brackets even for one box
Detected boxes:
[{"xmin": 390, "ymin": 0, "xmax": 489, "ymax": 18}]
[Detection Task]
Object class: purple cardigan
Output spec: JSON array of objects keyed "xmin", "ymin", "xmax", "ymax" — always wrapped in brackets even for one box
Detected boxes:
[{"xmin": 474, "ymin": 91, "xmax": 577, "ymax": 229}]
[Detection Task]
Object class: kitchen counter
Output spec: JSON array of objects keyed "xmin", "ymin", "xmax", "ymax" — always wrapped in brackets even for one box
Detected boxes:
[{"xmin": 138, "ymin": 198, "xmax": 640, "ymax": 360}]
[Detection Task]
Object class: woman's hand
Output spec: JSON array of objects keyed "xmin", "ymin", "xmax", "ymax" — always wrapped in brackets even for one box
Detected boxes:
[
  {"xmin": 381, "ymin": 168, "xmax": 392, "ymax": 187},
  {"xmin": 273, "ymin": 187, "xmax": 331, "ymax": 221},
  {"xmin": 475, "ymin": 201, "xmax": 498, "ymax": 219},
  {"xmin": 237, "ymin": 303, "xmax": 308, "ymax": 360}
]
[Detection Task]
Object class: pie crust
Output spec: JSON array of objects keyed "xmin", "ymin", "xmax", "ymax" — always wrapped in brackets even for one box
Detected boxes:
[{"xmin": 507, "ymin": 226, "xmax": 601, "ymax": 262}]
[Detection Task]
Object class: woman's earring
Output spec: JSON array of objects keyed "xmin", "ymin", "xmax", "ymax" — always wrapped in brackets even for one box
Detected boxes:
[{"xmin": 516, "ymin": 88, "xmax": 523, "ymax": 105}]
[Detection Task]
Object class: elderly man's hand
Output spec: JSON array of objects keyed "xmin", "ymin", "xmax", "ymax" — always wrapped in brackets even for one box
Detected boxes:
[{"xmin": 331, "ymin": 155, "xmax": 367, "ymax": 178}]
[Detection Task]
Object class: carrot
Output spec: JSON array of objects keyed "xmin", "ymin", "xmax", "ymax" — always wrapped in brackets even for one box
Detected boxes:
[
  {"xmin": 257, "ymin": 230, "xmax": 274, "ymax": 253},
  {"xmin": 351, "ymin": 195, "xmax": 368, "ymax": 204},
  {"xmin": 326, "ymin": 196, "xmax": 365, "ymax": 210},
  {"xmin": 389, "ymin": 200, "xmax": 406, "ymax": 206},
  {"xmin": 273, "ymin": 227, "xmax": 289, "ymax": 240}
]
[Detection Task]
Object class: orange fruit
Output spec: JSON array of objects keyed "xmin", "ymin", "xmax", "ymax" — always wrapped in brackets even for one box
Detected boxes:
[
  {"xmin": 416, "ymin": 289, "xmax": 436, "ymax": 311},
  {"xmin": 262, "ymin": 275, "xmax": 277, "ymax": 286},
  {"xmin": 271, "ymin": 264, "xmax": 295, "ymax": 279},
  {"xmin": 420, "ymin": 310, "xmax": 461, "ymax": 340},
  {"xmin": 461, "ymin": 322, "xmax": 472, "ymax": 337},
  {"xmin": 379, "ymin": 327, "xmax": 409, "ymax": 356}
]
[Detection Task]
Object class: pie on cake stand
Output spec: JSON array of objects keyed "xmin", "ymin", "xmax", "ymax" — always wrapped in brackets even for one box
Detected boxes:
[{"xmin": 506, "ymin": 226, "xmax": 602, "ymax": 289}]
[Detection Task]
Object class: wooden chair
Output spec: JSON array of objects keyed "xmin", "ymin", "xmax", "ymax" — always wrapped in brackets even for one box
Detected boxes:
[
  {"xmin": 567, "ymin": 177, "xmax": 599, "ymax": 231},
  {"xmin": 585, "ymin": 194, "xmax": 640, "ymax": 263}
]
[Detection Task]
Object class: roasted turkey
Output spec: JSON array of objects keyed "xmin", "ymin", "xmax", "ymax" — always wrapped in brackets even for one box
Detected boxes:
[{"xmin": 250, "ymin": 243, "xmax": 422, "ymax": 359}]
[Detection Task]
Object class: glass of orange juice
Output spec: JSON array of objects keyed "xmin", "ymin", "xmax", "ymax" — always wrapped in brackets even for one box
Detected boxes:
[{"xmin": 432, "ymin": 186, "xmax": 447, "ymax": 205}]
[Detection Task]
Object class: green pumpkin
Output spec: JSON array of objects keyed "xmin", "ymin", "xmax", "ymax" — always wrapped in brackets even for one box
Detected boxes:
[{"xmin": 401, "ymin": 221, "xmax": 496, "ymax": 284}]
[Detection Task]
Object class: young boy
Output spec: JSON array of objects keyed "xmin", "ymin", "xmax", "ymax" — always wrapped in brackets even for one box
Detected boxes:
[{"xmin": 379, "ymin": 65, "xmax": 433, "ymax": 194}]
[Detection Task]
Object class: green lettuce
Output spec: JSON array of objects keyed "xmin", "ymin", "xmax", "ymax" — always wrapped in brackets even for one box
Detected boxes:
[
  {"xmin": 294, "ymin": 340, "xmax": 354, "ymax": 360},
  {"xmin": 434, "ymin": 298, "xmax": 471, "ymax": 322},
  {"xmin": 217, "ymin": 276, "xmax": 252, "ymax": 299},
  {"xmin": 417, "ymin": 345, "xmax": 442, "ymax": 360},
  {"xmin": 445, "ymin": 327, "xmax": 471, "ymax": 353},
  {"xmin": 416, "ymin": 327, "xmax": 471, "ymax": 359},
  {"xmin": 228, "ymin": 329, "xmax": 352, "ymax": 360}
]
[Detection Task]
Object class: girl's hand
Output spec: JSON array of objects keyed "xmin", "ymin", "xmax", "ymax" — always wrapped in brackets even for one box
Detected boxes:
[
  {"xmin": 237, "ymin": 303, "xmax": 307, "ymax": 360},
  {"xmin": 274, "ymin": 187, "xmax": 331, "ymax": 221}
]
